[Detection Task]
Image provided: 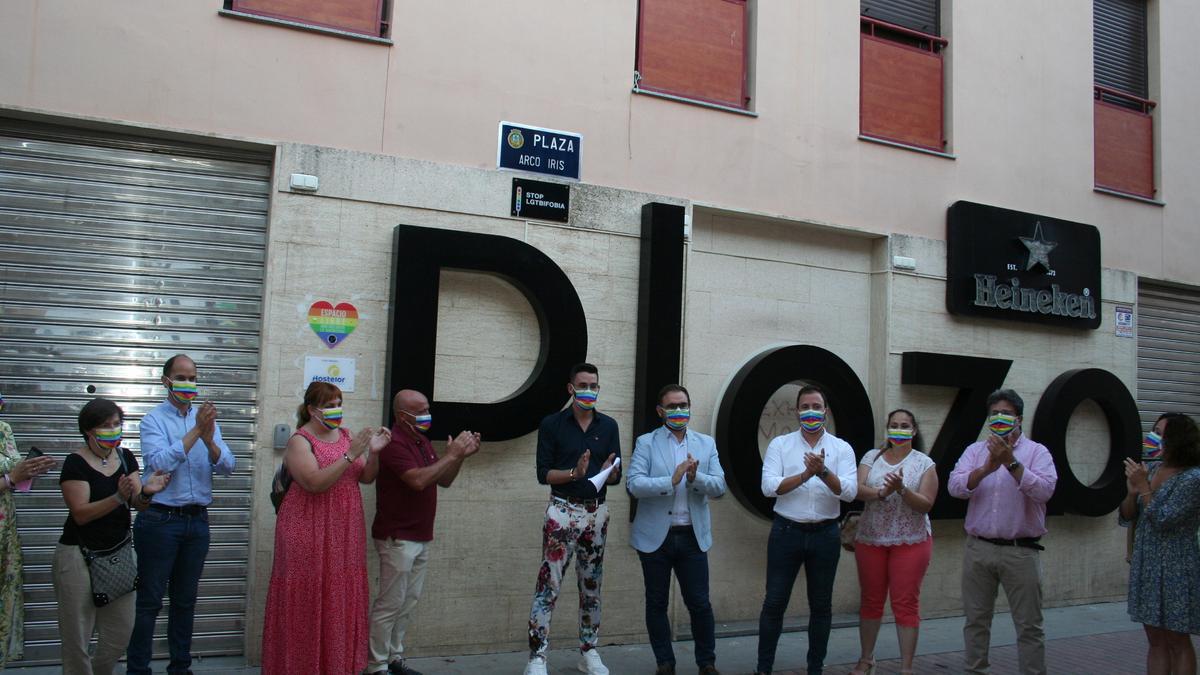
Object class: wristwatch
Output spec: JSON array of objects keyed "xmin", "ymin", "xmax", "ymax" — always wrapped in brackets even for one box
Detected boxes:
[
  {"xmin": 568, "ymin": 467, "xmax": 577, "ymax": 481},
  {"xmin": 819, "ymin": 467, "xmax": 829, "ymax": 478},
  {"xmin": 1007, "ymin": 460, "xmax": 1022, "ymax": 472}
]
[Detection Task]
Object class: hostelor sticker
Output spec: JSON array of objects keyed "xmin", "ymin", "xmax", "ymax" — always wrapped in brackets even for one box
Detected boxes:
[{"xmin": 308, "ymin": 301, "xmax": 358, "ymax": 348}]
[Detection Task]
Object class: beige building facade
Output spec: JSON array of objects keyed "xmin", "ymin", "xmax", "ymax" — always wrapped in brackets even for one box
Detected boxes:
[{"xmin": 1, "ymin": 0, "xmax": 1198, "ymax": 665}]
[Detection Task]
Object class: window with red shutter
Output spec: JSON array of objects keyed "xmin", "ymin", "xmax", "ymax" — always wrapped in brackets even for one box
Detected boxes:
[
  {"xmin": 1093, "ymin": 0, "xmax": 1156, "ymax": 200},
  {"xmin": 225, "ymin": 0, "xmax": 390, "ymax": 40},
  {"xmin": 859, "ymin": 9, "xmax": 947, "ymax": 154},
  {"xmin": 635, "ymin": 0, "xmax": 750, "ymax": 111}
]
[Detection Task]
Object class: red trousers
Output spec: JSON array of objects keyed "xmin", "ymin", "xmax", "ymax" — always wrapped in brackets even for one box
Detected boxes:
[{"xmin": 854, "ymin": 537, "xmax": 932, "ymax": 627}]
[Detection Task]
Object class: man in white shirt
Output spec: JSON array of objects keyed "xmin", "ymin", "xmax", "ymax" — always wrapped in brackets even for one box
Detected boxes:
[{"xmin": 754, "ymin": 385, "xmax": 858, "ymax": 675}]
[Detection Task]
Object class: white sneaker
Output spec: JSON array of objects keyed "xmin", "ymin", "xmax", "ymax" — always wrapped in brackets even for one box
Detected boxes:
[
  {"xmin": 577, "ymin": 649, "xmax": 609, "ymax": 675},
  {"xmin": 524, "ymin": 655, "xmax": 548, "ymax": 675}
]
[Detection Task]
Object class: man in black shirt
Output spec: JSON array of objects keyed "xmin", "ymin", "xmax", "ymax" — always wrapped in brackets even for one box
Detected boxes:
[{"xmin": 524, "ymin": 363, "xmax": 621, "ymax": 675}]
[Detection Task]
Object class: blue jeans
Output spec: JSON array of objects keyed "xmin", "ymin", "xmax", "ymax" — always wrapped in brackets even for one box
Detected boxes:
[
  {"xmin": 126, "ymin": 507, "xmax": 211, "ymax": 675},
  {"xmin": 638, "ymin": 526, "xmax": 716, "ymax": 669},
  {"xmin": 756, "ymin": 517, "xmax": 841, "ymax": 674}
]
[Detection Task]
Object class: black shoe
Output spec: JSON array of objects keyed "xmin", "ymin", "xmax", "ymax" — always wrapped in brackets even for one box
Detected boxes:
[
  {"xmin": 388, "ymin": 661, "xmax": 424, "ymax": 675},
  {"xmin": 699, "ymin": 667, "xmax": 721, "ymax": 675},
  {"xmin": 654, "ymin": 665, "xmax": 675, "ymax": 675}
]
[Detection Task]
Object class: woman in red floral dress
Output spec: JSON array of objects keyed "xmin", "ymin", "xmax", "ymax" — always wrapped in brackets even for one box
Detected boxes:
[{"xmin": 261, "ymin": 382, "xmax": 391, "ymax": 674}]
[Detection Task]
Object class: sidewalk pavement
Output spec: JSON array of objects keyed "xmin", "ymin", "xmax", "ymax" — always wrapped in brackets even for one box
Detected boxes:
[{"xmin": 12, "ymin": 600, "xmax": 1185, "ymax": 674}]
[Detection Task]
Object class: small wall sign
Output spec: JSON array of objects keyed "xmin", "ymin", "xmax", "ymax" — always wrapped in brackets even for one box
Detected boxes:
[
  {"xmin": 304, "ymin": 356, "xmax": 357, "ymax": 392},
  {"xmin": 497, "ymin": 121, "xmax": 581, "ymax": 181},
  {"xmin": 308, "ymin": 301, "xmax": 359, "ymax": 348},
  {"xmin": 512, "ymin": 177, "xmax": 570, "ymax": 223},
  {"xmin": 1115, "ymin": 305, "xmax": 1134, "ymax": 338}
]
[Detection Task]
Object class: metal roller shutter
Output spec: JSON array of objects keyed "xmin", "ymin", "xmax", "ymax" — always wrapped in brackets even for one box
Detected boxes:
[
  {"xmin": 1136, "ymin": 281, "xmax": 1200, "ymax": 432},
  {"xmin": 1094, "ymin": 0, "xmax": 1148, "ymax": 98},
  {"xmin": 0, "ymin": 118, "xmax": 270, "ymax": 664},
  {"xmin": 861, "ymin": 0, "xmax": 940, "ymax": 36}
]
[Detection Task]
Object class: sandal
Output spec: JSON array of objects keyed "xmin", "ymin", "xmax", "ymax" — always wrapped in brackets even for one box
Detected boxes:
[{"xmin": 850, "ymin": 658, "xmax": 876, "ymax": 675}]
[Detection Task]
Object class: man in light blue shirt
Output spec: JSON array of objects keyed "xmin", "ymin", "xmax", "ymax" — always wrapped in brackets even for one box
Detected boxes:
[
  {"xmin": 126, "ymin": 354, "xmax": 235, "ymax": 675},
  {"xmin": 627, "ymin": 384, "xmax": 726, "ymax": 675}
]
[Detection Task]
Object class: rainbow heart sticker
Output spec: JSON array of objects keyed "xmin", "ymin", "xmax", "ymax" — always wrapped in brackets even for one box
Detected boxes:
[{"xmin": 308, "ymin": 301, "xmax": 359, "ymax": 348}]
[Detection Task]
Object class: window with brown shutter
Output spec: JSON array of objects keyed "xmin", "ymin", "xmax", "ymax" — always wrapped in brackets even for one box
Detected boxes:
[
  {"xmin": 635, "ymin": 0, "xmax": 750, "ymax": 111},
  {"xmin": 859, "ymin": 14, "xmax": 946, "ymax": 153},
  {"xmin": 225, "ymin": 0, "xmax": 390, "ymax": 39},
  {"xmin": 1093, "ymin": 0, "xmax": 1155, "ymax": 199}
]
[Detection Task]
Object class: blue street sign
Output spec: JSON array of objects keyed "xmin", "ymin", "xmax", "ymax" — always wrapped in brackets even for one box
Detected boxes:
[{"xmin": 497, "ymin": 121, "xmax": 582, "ymax": 181}]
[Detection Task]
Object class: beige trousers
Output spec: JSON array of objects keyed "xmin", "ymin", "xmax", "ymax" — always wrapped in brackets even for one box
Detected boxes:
[
  {"xmin": 961, "ymin": 536, "xmax": 1046, "ymax": 675},
  {"xmin": 52, "ymin": 543, "xmax": 136, "ymax": 675},
  {"xmin": 367, "ymin": 538, "xmax": 430, "ymax": 673}
]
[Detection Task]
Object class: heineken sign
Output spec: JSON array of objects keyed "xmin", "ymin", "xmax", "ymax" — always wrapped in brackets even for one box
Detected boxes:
[{"xmin": 947, "ymin": 201, "xmax": 1102, "ymax": 329}]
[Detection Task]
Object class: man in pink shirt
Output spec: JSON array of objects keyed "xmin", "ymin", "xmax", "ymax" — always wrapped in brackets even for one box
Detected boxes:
[{"xmin": 948, "ymin": 388, "xmax": 1057, "ymax": 675}]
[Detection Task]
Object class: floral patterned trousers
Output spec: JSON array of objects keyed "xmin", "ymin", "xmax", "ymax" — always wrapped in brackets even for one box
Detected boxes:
[{"xmin": 527, "ymin": 497, "xmax": 609, "ymax": 657}]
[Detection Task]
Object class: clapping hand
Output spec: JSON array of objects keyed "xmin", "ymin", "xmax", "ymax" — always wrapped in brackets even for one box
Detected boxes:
[
  {"xmin": 1124, "ymin": 457, "xmax": 1149, "ymax": 495},
  {"xmin": 447, "ymin": 430, "xmax": 478, "ymax": 459},
  {"xmin": 600, "ymin": 451, "xmax": 621, "ymax": 484},
  {"xmin": 116, "ymin": 474, "xmax": 137, "ymax": 502},
  {"xmin": 882, "ymin": 467, "xmax": 905, "ymax": 496},
  {"xmin": 574, "ymin": 449, "xmax": 591, "ymax": 479},
  {"xmin": 366, "ymin": 427, "xmax": 392, "ymax": 454},
  {"xmin": 143, "ymin": 470, "xmax": 171, "ymax": 495},
  {"xmin": 986, "ymin": 434, "xmax": 1014, "ymax": 468},
  {"xmin": 10, "ymin": 455, "xmax": 55, "ymax": 484},
  {"xmin": 672, "ymin": 454, "xmax": 695, "ymax": 485},
  {"xmin": 685, "ymin": 453, "xmax": 698, "ymax": 482},
  {"xmin": 197, "ymin": 401, "xmax": 218, "ymax": 442},
  {"xmin": 462, "ymin": 432, "xmax": 482, "ymax": 458},
  {"xmin": 348, "ymin": 430, "xmax": 372, "ymax": 460},
  {"xmin": 804, "ymin": 449, "xmax": 827, "ymax": 477}
]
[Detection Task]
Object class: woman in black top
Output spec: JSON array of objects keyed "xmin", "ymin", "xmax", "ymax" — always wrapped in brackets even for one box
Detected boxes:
[{"xmin": 54, "ymin": 398, "xmax": 169, "ymax": 675}]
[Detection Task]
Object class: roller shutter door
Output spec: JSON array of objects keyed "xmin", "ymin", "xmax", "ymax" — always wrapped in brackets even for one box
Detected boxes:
[
  {"xmin": 0, "ymin": 118, "xmax": 269, "ymax": 664},
  {"xmin": 1136, "ymin": 280, "xmax": 1200, "ymax": 431}
]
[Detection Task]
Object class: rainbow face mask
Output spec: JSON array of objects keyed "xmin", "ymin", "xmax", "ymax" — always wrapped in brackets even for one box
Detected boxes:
[
  {"xmin": 95, "ymin": 426, "xmax": 123, "ymax": 450},
  {"xmin": 663, "ymin": 408, "xmax": 690, "ymax": 431},
  {"xmin": 409, "ymin": 413, "xmax": 432, "ymax": 433},
  {"xmin": 318, "ymin": 406, "xmax": 343, "ymax": 430},
  {"xmin": 573, "ymin": 389, "xmax": 598, "ymax": 411},
  {"xmin": 1142, "ymin": 431, "xmax": 1163, "ymax": 460},
  {"xmin": 798, "ymin": 409, "xmax": 826, "ymax": 433},
  {"xmin": 887, "ymin": 427, "xmax": 915, "ymax": 444},
  {"xmin": 987, "ymin": 413, "xmax": 1018, "ymax": 437},
  {"xmin": 170, "ymin": 380, "xmax": 198, "ymax": 405}
]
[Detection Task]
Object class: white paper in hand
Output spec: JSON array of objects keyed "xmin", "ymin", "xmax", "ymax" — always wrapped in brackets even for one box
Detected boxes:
[{"xmin": 588, "ymin": 456, "xmax": 621, "ymax": 492}]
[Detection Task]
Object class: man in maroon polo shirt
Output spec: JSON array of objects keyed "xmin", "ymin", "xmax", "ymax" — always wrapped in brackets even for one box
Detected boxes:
[{"xmin": 366, "ymin": 389, "xmax": 480, "ymax": 675}]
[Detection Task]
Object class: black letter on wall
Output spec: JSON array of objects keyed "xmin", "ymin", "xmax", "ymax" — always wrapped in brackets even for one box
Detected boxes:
[
  {"xmin": 633, "ymin": 203, "xmax": 686, "ymax": 437},
  {"xmin": 901, "ymin": 351, "xmax": 1013, "ymax": 520},
  {"xmin": 714, "ymin": 345, "xmax": 875, "ymax": 522},
  {"xmin": 1030, "ymin": 368, "xmax": 1140, "ymax": 517},
  {"xmin": 387, "ymin": 225, "xmax": 588, "ymax": 440},
  {"xmin": 630, "ymin": 203, "xmax": 687, "ymax": 521}
]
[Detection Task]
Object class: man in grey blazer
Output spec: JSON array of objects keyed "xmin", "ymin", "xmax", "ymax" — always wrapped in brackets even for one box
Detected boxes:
[{"xmin": 627, "ymin": 384, "xmax": 727, "ymax": 675}]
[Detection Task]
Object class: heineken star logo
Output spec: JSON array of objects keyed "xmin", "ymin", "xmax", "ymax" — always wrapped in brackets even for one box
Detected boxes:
[{"xmin": 1020, "ymin": 221, "xmax": 1057, "ymax": 272}]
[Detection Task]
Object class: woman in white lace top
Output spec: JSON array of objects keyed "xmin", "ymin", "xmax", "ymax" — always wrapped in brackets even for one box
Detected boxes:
[{"xmin": 849, "ymin": 409, "xmax": 938, "ymax": 675}]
